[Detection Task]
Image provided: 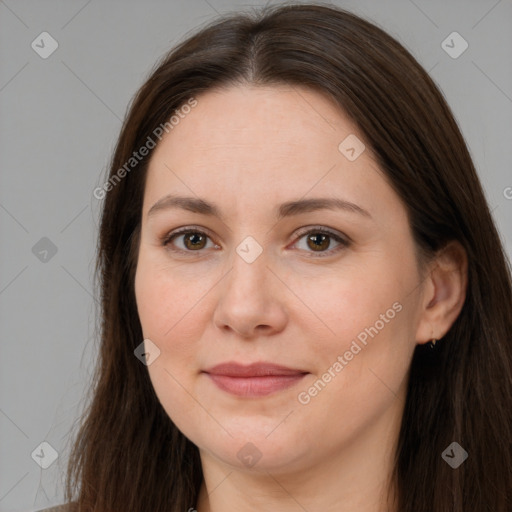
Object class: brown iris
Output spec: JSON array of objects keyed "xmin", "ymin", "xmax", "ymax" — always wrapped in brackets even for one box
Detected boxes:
[
  {"xmin": 183, "ymin": 232, "xmax": 207, "ymax": 250},
  {"xmin": 306, "ymin": 233, "xmax": 330, "ymax": 252}
]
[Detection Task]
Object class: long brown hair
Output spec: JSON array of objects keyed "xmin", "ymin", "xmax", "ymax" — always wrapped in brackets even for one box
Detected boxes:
[{"xmin": 64, "ymin": 3, "xmax": 512, "ymax": 511}]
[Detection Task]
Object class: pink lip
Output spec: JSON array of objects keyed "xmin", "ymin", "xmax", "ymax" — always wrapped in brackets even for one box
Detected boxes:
[{"xmin": 203, "ymin": 362, "xmax": 308, "ymax": 397}]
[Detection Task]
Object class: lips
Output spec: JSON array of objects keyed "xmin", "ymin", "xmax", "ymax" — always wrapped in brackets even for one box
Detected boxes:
[
  {"xmin": 204, "ymin": 361, "xmax": 307, "ymax": 377},
  {"xmin": 202, "ymin": 362, "xmax": 308, "ymax": 397}
]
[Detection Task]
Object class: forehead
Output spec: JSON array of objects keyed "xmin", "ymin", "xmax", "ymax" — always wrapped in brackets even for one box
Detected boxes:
[
  {"xmin": 142, "ymin": 85, "xmax": 402, "ymax": 226},
  {"xmin": 154, "ymin": 84, "xmax": 363, "ymax": 157}
]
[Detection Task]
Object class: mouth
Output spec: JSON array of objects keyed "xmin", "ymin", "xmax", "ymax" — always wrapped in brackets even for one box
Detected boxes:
[{"xmin": 202, "ymin": 361, "xmax": 309, "ymax": 397}]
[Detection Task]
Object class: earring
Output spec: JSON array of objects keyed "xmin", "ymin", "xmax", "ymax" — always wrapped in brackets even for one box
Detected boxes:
[{"xmin": 429, "ymin": 338, "xmax": 437, "ymax": 349}]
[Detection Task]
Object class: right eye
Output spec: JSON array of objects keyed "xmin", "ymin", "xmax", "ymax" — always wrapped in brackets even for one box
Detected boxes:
[{"xmin": 161, "ymin": 227, "xmax": 219, "ymax": 254}]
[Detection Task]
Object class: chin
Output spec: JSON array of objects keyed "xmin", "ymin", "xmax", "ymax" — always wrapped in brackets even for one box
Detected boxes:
[{"xmin": 196, "ymin": 428, "xmax": 309, "ymax": 474}]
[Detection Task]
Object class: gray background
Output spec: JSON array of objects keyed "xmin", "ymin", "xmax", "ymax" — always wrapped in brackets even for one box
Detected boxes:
[{"xmin": 1, "ymin": 0, "xmax": 511, "ymax": 510}]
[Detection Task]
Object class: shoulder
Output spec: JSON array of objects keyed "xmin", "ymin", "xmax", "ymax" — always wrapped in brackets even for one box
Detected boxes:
[{"xmin": 35, "ymin": 503, "xmax": 77, "ymax": 512}]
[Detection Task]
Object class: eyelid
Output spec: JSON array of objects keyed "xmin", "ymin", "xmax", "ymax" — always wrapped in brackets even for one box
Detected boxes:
[{"xmin": 292, "ymin": 225, "xmax": 351, "ymax": 244}]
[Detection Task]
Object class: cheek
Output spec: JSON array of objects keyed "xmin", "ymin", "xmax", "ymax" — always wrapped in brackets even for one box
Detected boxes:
[
  {"xmin": 134, "ymin": 249, "xmax": 230, "ymax": 392},
  {"xmin": 134, "ymin": 259, "xmax": 194, "ymax": 384},
  {"xmin": 292, "ymin": 255, "xmax": 417, "ymax": 395},
  {"xmin": 294, "ymin": 258, "xmax": 406, "ymax": 346},
  {"xmin": 135, "ymin": 257, "xmax": 208, "ymax": 431},
  {"xmin": 135, "ymin": 247, "xmax": 211, "ymax": 342}
]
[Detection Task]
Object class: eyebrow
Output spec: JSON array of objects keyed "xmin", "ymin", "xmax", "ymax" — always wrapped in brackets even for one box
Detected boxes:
[{"xmin": 147, "ymin": 194, "xmax": 372, "ymax": 221}]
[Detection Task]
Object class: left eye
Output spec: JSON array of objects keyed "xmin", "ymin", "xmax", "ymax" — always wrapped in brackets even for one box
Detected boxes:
[
  {"xmin": 292, "ymin": 228, "xmax": 349, "ymax": 256},
  {"xmin": 162, "ymin": 227, "xmax": 349, "ymax": 257}
]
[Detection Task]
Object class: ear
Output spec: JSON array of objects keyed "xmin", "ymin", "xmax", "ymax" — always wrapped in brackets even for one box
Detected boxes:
[{"xmin": 415, "ymin": 241, "xmax": 468, "ymax": 344}]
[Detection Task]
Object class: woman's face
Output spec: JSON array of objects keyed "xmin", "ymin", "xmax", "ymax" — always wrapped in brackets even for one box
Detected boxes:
[{"xmin": 134, "ymin": 85, "xmax": 427, "ymax": 475}]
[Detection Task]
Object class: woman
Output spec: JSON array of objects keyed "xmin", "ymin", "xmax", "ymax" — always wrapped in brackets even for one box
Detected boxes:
[{"xmin": 39, "ymin": 3, "xmax": 512, "ymax": 511}]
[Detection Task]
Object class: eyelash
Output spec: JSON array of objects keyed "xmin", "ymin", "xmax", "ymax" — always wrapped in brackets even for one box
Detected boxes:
[{"xmin": 160, "ymin": 225, "xmax": 350, "ymax": 258}]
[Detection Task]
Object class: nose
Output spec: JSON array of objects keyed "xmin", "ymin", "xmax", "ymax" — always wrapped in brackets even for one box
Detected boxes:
[{"xmin": 212, "ymin": 246, "xmax": 288, "ymax": 339}]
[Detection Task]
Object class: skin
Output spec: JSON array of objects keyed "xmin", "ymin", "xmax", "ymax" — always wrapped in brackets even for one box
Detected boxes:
[{"xmin": 134, "ymin": 85, "xmax": 467, "ymax": 512}]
